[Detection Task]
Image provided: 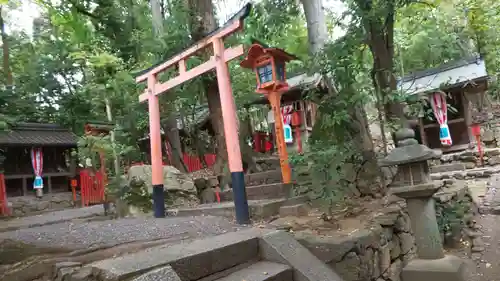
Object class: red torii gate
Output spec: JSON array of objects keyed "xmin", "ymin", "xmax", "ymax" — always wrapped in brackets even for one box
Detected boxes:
[{"xmin": 135, "ymin": 4, "xmax": 252, "ymax": 223}]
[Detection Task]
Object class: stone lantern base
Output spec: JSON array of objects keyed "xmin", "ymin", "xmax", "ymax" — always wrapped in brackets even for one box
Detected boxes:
[{"xmin": 402, "ymin": 255, "xmax": 471, "ymax": 281}]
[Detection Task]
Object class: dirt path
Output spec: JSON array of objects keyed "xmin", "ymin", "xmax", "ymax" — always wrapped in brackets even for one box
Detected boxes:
[{"xmin": 461, "ymin": 174, "xmax": 500, "ymax": 281}]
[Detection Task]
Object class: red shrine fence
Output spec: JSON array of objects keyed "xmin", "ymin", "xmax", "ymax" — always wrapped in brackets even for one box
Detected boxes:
[{"xmin": 79, "ymin": 169, "xmax": 106, "ymax": 206}]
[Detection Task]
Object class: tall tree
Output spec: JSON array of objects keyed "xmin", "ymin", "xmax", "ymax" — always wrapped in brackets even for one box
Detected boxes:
[
  {"xmin": 185, "ymin": 0, "xmax": 227, "ymax": 175},
  {"xmin": 300, "ymin": 0, "xmax": 383, "ymax": 197},
  {"xmin": 149, "ymin": 0, "xmax": 187, "ymax": 172},
  {"xmin": 0, "ymin": 5, "xmax": 12, "ymax": 87}
]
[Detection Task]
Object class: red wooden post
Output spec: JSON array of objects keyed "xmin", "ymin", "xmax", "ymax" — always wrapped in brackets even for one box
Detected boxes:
[
  {"xmin": 135, "ymin": 5, "xmax": 252, "ymax": 224},
  {"xmin": 471, "ymin": 124, "xmax": 483, "ymax": 166},
  {"xmin": 292, "ymin": 111, "xmax": 302, "ymax": 153}
]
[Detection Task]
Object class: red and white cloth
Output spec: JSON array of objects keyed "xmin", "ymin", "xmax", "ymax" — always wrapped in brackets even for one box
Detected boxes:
[
  {"xmin": 430, "ymin": 91, "xmax": 452, "ymax": 146},
  {"xmin": 31, "ymin": 148, "xmax": 43, "ymax": 190},
  {"xmin": 281, "ymin": 105, "xmax": 293, "ymax": 125}
]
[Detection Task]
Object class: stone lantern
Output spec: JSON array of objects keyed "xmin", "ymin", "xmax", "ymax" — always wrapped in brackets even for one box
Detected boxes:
[{"xmin": 379, "ymin": 128, "xmax": 469, "ymax": 281}]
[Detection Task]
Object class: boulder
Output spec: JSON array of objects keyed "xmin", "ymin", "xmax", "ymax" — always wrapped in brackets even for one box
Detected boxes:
[
  {"xmin": 127, "ymin": 165, "xmax": 199, "ymax": 208},
  {"xmin": 128, "ymin": 165, "xmax": 197, "ymax": 194}
]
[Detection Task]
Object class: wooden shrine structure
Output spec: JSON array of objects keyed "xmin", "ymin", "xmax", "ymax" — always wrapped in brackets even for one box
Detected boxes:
[{"xmin": 0, "ymin": 123, "xmax": 78, "ymax": 197}]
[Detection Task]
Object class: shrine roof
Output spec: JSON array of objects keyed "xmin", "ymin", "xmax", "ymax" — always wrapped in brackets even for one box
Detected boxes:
[
  {"xmin": 0, "ymin": 123, "xmax": 78, "ymax": 147},
  {"xmin": 398, "ymin": 56, "xmax": 489, "ymax": 95}
]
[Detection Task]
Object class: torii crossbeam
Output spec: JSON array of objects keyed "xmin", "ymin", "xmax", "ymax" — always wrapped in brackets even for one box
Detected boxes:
[{"xmin": 135, "ymin": 4, "xmax": 252, "ymax": 224}]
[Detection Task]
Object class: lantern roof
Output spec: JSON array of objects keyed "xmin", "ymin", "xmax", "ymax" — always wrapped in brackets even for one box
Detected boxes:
[{"xmin": 240, "ymin": 40, "xmax": 298, "ymax": 69}]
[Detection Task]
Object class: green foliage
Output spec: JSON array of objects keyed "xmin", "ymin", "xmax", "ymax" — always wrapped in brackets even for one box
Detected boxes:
[{"xmin": 435, "ymin": 198, "xmax": 472, "ymax": 243}]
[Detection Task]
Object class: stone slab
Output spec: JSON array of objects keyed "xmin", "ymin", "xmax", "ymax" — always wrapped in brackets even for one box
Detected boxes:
[
  {"xmin": 90, "ymin": 228, "xmax": 265, "ymax": 281},
  {"xmin": 169, "ymin": 199, "xmax": 289, "ymax": 219},
  {"xmin": 216, "ymin": 261, "xmax": 292, "ymax": 281},
  {"xmin": 431, "ymin": 163, "xmax": 466, "ymax": 174},
  {"xmin": 259, "ymin": 230, "xmax": 344, "ymax": 281},
  {"xmin": 220, "ymin": 183, "xmax": 292, "ymax": 201},
  {"xmin": 131, "ymin": 265, "xmax": 182, "ymax": 281},
  {"xmin": 0, "ymin": 215, "xmax": 239, "ymax": 251},
  {"xmin": 401, "ymin": 255, "xmax": 471, "ymax": 281},
  {"xmin": 279, "ymin": 203, "xmax": 309, "ymax": 217},
  {"xmin": 0, "ymin": 205, "xmax": 104, "ymax": 232}
]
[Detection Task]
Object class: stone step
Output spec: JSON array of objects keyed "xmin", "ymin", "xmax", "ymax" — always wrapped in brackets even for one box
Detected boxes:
[
  {"xmin": 430, "ymin": 163, "xmax": 466, "ymax": 174},
  {"xmin": 431, "ymin": 166, "xmax": 500, "ymax": 180},
  {"xmin": 215, "ymin": 261, "xmax": 292, "ymax": 281},
  {"xmin": 221, "ymin": 183, "xmax": 292, "ymax": 201},
  {"xmin": 167, "ymin": 196, "xmax": 309, "ymax": 220},
  {"xmin": 279, "ymin": 203, "xmax": 310, "ymax": 217},
  {"xmin": 78, "ymin": 228, "xmax": 343, "ymax": 281},
  {"xmin": 245, "ymin": 169, "xmax": 282, "ymax": 186},
  {"xmin": 89, "ymin": 228, "xmax": 263, "ymax": 281}
]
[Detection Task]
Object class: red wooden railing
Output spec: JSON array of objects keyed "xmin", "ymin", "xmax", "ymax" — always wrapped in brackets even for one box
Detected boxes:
[
  {"xmin": 79, "ymin": 169, "xmax": 106, "ymax": 206},
  {"xmin": 183, "ymin": 153, "xmax": 216, "ymax": 172},
  {"xmin": 128, "ymin": 153, "xmax": 217, "ymax": 173},
  {"xmin": 0, "ymin": 174, "xmax": 9, "ymax": 215}
]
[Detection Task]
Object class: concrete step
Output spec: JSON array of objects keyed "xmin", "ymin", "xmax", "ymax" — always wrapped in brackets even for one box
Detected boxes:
[
  {"xmin": 70, "ymin": 228, "xmax": 344, "ymax": 281},
  {"xmin": 168, "ymin": 196, "xmax": 309, "ymax": 220},
  {"xmin": 431, "ymin": 166, "xmax": 500, "ymax": 180},
  {"xmin": 430, "ymin": 163, "xmax": 466, "ymax": 174},
  {"xmin": 279, "ymin": 203, "xmax": 310, "ymax": 217},
  {"xmin": 90, "ymin": 229, "xmax": 262, "ymax": 281},
  {"xmin": 215, "ymin": 261, "xmax": 292, "ymax": 281},
  {"xmin": 245, "ymin": 169, "xmax": 282, "ymax": 186},
  {"xmin": 221, "ymin": 183, "xmax": 292, "ymax": 201}
]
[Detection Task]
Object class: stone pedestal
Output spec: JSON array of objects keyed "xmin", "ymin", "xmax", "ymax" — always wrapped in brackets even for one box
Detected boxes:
[{"xmin": 380, "ymin": 128, "xmax": 470, "ymax": 281}]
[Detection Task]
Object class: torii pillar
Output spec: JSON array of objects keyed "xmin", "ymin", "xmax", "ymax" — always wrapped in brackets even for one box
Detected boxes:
[{"xmin": 135, "ymin": 5, "xmax": 252, "ymax": 223}]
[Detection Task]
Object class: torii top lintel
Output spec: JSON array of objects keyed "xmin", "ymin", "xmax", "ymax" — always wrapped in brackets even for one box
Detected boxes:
[{"xmin": 135, "ymin": 3, "xmax": 252, "ymax": 103}]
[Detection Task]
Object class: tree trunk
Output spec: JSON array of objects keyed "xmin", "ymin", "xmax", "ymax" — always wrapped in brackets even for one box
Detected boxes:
[
  {"xmin": 300, "ymin": 0, "xmax": 328, "ymax": 55},
  {"xmin": 149, "ymin": 0, "xmax": 186, "ymax": 172},
  {"xmin": 0, "ymin": 6, "xmax": 13, "ymax": 87},
  {"xmin": 163, "ymin": 115, "xmax": 188, "ymax": 172},
  {"xmin": 186, "ymin": 0, "xmax": 227, "ymax": 176},
  {"xmin": 301, "ymin": 0, "xmax": 383, "ymax": 196}
]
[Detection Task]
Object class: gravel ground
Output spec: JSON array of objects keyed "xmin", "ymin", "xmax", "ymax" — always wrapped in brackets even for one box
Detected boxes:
[
  {"xmin": 0, "ymin": 205, "xmax": 105, "ymax": 233},
  {"xmin": 0, "ymin": 215, "xmax": 244, "ymax": 251}
]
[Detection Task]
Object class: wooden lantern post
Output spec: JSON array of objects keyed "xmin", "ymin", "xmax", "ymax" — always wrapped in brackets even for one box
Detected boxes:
[{"xmin": 240, "ymin": 42, "xmax": 298, "ymax": 184}]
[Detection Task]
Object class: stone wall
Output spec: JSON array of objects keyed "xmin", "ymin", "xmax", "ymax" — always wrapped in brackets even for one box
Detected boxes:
[
  {"xmin": 296, "ymin": 182, "xmax": 478, "ymax": 281},
  {"xmin": 9, "ymin": 192, "xmax": 76, "ymax": 217},
  {"xmin": 430, "ymin": 149, "xmax": 500, "ymax": 173}
]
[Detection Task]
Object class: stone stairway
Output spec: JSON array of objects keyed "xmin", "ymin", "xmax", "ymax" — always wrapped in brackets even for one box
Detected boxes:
[
  {"xmin": 170, "ymin": 158, "xmax": 310, "ymax": 220},
  {"xmin": 59, "ymin": 228, "xmax": 343, "ymax": 281}
]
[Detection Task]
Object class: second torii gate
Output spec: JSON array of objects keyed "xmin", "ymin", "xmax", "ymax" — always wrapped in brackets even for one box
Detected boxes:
[{"xmin": 135, "ymin": 4, "xmax": 252, "ymax": 224}]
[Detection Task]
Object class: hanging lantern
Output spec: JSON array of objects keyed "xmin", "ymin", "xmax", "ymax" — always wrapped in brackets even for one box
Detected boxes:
[{"xmin": 240, "ymin": 41, "xmax": 297, "ymax": 94}]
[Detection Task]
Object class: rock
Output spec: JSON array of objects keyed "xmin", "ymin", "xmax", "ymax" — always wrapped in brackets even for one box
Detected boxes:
[
  {"xmin": 390, "ymin": 235, "xmax": 401, "ymax": 260},
  {"xmin": 200, "ymin": 188, "xmax": 216, "ymax": 204},
  {"xmin": 333, "ymin": 251, "xmax": 361, "ymax": 281},
  {"xmin": 488, "ymin": 156, "xmax": 500, "ymax": 166},
  {"xmin": 379, "ymin": 243, "xmax": 391, "ymax": 274},
  {"xmin": 359, "ymin": 248, "xmax": 374, "ymax": 279},
  {"xmin": 394, "ymin": 214, "xmax": 411, "ymax": 233},
  {"xmin": 372, "ymin": 249, "xmax": 381, "ymax": 278},
  {"xmin": 374, "ymin": 213, "xmax": 398, "ymax": 226},
  {"xmin": 127, "ymin": 165, "xmax": 198, "ymax": 207},
  {"xmin": 398, "ymin": 233, "xmax": 414, "ymax": 254},
  {"xmin": 465, "ymin": 162, "xmax": 477, "ymax": 169},
  {"xmin": 128, "ymin": 165, "xmax": 197, "ymax": 194},
  {"xmin": 69, "ymin": 267, "xmax": 93, "ymax": 281},
  {"xmin": 389, "ymin": 259, "xmax": 403, "ymax": 281}
]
